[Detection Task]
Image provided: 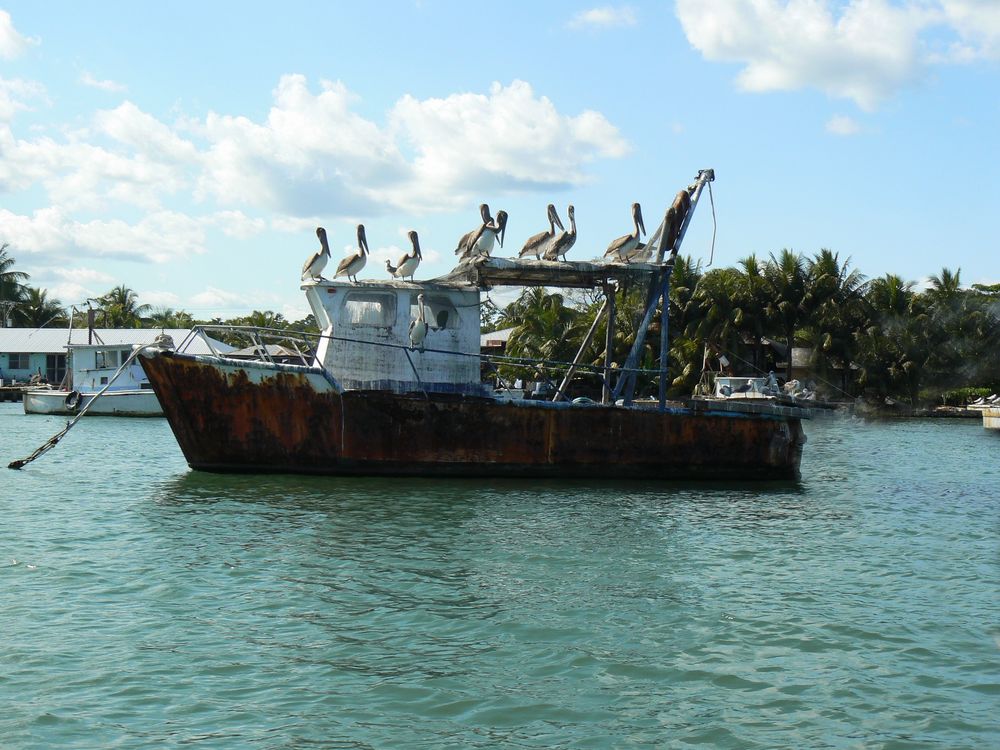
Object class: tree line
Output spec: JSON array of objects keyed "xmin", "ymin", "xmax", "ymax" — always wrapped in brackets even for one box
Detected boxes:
[
  {"xmin": 3, "ymin": 241, "xmax": 998, "ymax": 406},
  {"xmin": 488, "ymin": 249, "xmax": 999, "ymax": 407}
]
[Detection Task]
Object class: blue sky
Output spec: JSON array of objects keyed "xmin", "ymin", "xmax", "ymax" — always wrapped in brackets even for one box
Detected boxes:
[{"xmin": 1, "ymin": 1, "xmax": 997, "ymax": 320}]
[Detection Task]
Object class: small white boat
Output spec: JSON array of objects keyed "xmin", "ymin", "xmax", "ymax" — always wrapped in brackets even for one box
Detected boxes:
[
  {"xmin": 23, "ymin": 342, "xmax": 163, "ymax": 417},
  {"xmin": 23, "ymin": 331, "xmax": 232, "ymax": 417}
]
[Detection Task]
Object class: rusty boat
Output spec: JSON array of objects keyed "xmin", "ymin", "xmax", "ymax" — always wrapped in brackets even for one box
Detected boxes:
[{"xmin": 139, "ymin": 169, "xmax": 809, "ymax": 479}]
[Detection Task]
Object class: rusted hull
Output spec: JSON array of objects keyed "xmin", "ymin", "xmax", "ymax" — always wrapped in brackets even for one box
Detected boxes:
[{"xmin": 140, "ymin": 351, "xmax": 806, "ymax": 480}]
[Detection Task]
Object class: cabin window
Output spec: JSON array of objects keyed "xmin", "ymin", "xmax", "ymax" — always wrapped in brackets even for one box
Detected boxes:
[
  {"xmin": 95, "ymin": 350, "xmax": 119, "ymax": 368},
  {"xmin": 411, "ymin": 295, "xmax": 459, "ymax": 330},
  {"xmin": 7, "ymin": 352, "xmax": 30, "ymax": 369},
  {"xmin": 343, "ymin": 292, "xmax": 396, "ymax": 328},
  {"xmin": 45, "ymin": 354, "xmax": 67, "ymax": 385}
]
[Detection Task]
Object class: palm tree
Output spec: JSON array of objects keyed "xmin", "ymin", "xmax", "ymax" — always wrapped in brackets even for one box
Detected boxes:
[
  {"xmin": 15, "ymin": 287, "xmax": 67, "ymax": 328},
  {"xmin": 148, "ymin": 307, "xmax": 194, "ymax": 329},
  {"xmin": 501, "ymin": 288, "xmax": 584, "ymax": 385},
  {"xmin": 855, "ymin": 274, "xmax": 928, "ymax": 404},
  {"xmin": 803, "ymin": 249, "xmax": 867, "ymax": 393},
  {"xmin": 763, "ymin": 249, "xmax": 809, "ymax": 381},
  {"xmin": 0, "ymin": 242, "xmax": 30, "ymax": 326},
  {"xmin": 99, "ymin": 285, "xmax": 152, "ymax": 328},
  {"xmin": 734, "ymin": 254, "xmax": 769, "ymax": 373}
]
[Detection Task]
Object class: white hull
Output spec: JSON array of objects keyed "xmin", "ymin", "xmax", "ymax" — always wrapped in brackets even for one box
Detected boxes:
[
  {"xmin": 23, "ymin": 388, "xmax": 163, "ymax": 417},
  {"xmin": 983, "ymin": 407, "xmax": 1000, "ymax": 430}
]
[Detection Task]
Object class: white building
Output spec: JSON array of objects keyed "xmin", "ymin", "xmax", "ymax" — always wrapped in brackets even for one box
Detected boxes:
[{"xmin": 0, "ymin": 328, "xmax": 217, "ymax": 386}]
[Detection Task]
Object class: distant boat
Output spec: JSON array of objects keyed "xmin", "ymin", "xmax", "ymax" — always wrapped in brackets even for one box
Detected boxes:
[
  {"xmin": 23, "ymin": 331, "xmax": 232, "ymax": 417},
  {"xmin": 23, "ymin": 341, "xmax": 164, "ymax": 416}
]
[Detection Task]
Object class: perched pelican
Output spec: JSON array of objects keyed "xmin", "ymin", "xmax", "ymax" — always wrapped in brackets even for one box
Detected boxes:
[
  {"xmin": 604, "ymin": 203, "xmax": 646, "ymax": 262},
  {"xmin": 386, "ymin": 230, "xmax": 422, "ymax": 281},
  {"xmin": 465, "ymin": 209, "xmax": 507, "ymax": 261},
  {"xmin": 301, "ymin": 227, "xmax": 331, "ymax": 281},
  {"xmin": 518, "ymin": 204, "xmax": 564, "ymax": 259},
  {"xmin": 544, "ymin": 204, "xmax": 576, "ymax": 261},
  {"xmin": 334, "ymin": 224, "xmax": 369, "ymax": 282},
  {"xmin": 409, "ymin": 293, "xmax": 428, "ymax": 351},
  {"xmin": 455, "ymin": 204, "xmax": 493, "ymax": 258}
]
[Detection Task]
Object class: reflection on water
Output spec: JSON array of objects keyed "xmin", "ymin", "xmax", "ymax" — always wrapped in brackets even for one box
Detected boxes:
[{"xmin": 2, "ymin": 404, "xmax": 998, "ymax": 749}]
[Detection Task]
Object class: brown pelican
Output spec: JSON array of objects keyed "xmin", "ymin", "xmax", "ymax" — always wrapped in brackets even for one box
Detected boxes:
[
  {"xmin": 387, "ymin": 230, "xmax": 422, "ymax": 281},
  {"xmin": 301, "ymin": 227, "xmax": 331, "ymax": 280},
  {"xmin": 544, "ymin": 204, "xmax": 576, "ymax": 261},
  {"xmin": 518, "ymin": 204, "xmax": 564, "ymax": 259},
  {"xmin": 334, "ymin": 224, "xmax": 369, "ymax": 282},
  {"xmin": 409, "ymin": 293, "xmax": 428, "ymax": 351},
  {"xmin": 465, "ymin": 209, "xmax": 507, "ymax": 261},
  {"xmin": 604, "ymin": 203, "xmax": 645, "ymax": 262},
  {"xmin": 455, "ymin": 204, "xmax": 492, "ymax": 259}
]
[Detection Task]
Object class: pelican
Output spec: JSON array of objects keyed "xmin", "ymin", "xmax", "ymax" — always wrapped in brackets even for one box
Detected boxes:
[
  {"xmin": 301, "ymin": 227, "xmax": 331, "ymax": 281},
  {"xmin": 334, "ymin": 224, "xmax": 369, "ymax": 282},
  {"xmin": 604, "ymin": 202, "xmax": 646, "ymax": 262},
  {"xmin": 544, "ymin": 204, "xmax": 576, "ymax": 261},
  {"xmin": 386, "ymin": 230, "xmax": 422, "ymax": 281},
  {"xmin": 409, "ymin": 293, "xmax": 428, "ymax": 351},
  {"xmin": 464, "ymin": 209, "xmax": 507, "ymax": 261},
  {"xmin": 518, "ymin": 204, "xmax": 564, "ymax": 259},
  {"xmin": 455, "ymin": 204, "xmax": 493, "ymax": 258}
]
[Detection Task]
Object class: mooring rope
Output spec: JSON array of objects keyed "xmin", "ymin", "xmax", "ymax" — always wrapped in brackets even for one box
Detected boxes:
[{"xmin": 7, "ymin": 336, "xmax": 172, "ymax": 470}]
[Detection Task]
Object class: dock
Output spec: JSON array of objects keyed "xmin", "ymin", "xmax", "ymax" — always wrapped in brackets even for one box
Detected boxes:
[{"xmin": 0, "ymin": 386, "xmax": 26, "ymax": 403}]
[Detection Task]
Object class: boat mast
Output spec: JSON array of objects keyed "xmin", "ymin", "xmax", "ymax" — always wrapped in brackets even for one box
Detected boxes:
[{"xmin": 612, "ymin": 168, "xmax": 715, "ymax": 408}]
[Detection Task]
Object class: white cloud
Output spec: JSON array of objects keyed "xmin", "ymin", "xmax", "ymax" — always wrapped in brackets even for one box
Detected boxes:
[
  {"xmin": 0, "ymin": 207, "xmax": 207, "ymax": 263},
  {"xmin": 675, "ymin": 0, "xmax": 1000, "ymax": 111},
  {"xmin": 2, "ymin": 76, "xmax": 629, "ymax": 268},
  {"xmin": 939, "ymin": 0, "xmax": 1000, "ymax": 60},
  {"xmin": 80, "ymin": 72, "xmax": 128, "ymax": 93},
  {"xmin": 0, "ymin": 10, "xmax": 38, "ymax": 59},
  {"xmin": 568, "ymin": 6, "xmax": 638, "ymax": 29},
  {"xmin": 390, "ymin": 80, "xmax": 630, "ymax": 210},
  {"xmin": 676, "ymin": 0, "xmax": 932, "ymax": 111},
  {"xmin": 826, "ymin": 114, "xmax": 861, "ymax": 135},
  {"xmin": 0, "ymin": 79, "xmax": 47, "ymax": 121}
]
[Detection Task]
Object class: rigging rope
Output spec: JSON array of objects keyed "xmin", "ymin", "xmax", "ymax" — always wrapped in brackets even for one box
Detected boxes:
[{"xmin": 7, "ymin": 338, "xmax": 169, "ymax": 470}]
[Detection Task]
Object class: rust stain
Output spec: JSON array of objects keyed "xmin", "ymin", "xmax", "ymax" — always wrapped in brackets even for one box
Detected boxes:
[{"xmin": 142, "ymin": 352, "xmax": 804, "ymax": 479}]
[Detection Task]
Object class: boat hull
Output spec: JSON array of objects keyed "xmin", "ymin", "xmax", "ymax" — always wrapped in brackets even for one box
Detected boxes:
[
  {"xmin": 23, "ymin": 388, "xmax": 163, "ymax": 417},
  {"xmin": 140, "ymin": 350, "xmax": 806, "ymax": 480},
  {"xmin": 983, "ymin": 407, "xmax": 1000, "ymax": 430}
]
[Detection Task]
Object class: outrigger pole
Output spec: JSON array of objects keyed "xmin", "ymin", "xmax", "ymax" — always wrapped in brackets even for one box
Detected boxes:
[{"xmin": 611, "ymin": 168, "xmax": 715, "ymax": 409}]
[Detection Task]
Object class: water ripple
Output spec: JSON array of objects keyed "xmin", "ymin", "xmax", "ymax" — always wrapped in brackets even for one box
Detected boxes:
[{"xmin": 1, "ymin": 405, "xmax": 998, "ymax": 748}]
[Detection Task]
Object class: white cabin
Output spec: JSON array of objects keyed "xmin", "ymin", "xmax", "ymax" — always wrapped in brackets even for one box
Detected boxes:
[{"xmin": 303, "ymin": 279, "xmax": 483, "ymax": 393}]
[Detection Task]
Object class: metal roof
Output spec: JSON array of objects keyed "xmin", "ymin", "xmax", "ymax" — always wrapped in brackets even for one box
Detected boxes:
[
  {"xmin": 480, "ymin": 327, "xmax": 515, "ymax": 346},
  {"xmin": 0, "ymin": 328, "xmax": 228, "ymax": 355}
]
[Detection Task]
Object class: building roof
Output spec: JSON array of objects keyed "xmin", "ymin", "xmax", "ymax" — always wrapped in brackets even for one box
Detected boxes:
[
  {"xmin": 480, "ymin": 327, "xmax": 515, "ymax": 347},
  {"xmin": 0, "ymin": 328, "xmax": 226, "ymax": 355}
]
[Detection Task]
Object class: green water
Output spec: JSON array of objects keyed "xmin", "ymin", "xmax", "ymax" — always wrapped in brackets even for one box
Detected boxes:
[{"xmin": 1, "ymin": 403, "xmax": 997, "ymax": 748}]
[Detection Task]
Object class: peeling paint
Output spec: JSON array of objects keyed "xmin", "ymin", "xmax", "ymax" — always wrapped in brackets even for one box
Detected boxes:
[{"xmin": 141, "ymin": 350, "xmax": 805, "ymax": 480}]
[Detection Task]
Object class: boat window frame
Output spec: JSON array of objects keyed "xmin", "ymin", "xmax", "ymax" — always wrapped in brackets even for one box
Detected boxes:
[
  {"xmin": 341, "ymin": 291, "xmax": 398, "ymax": 329},
  {"xmin": 410, "ymin": 293, "xmax": 460, "ymax": 331}
]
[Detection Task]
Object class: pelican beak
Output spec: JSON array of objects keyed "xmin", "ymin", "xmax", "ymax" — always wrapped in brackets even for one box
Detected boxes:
[
  {"xmin": 498, "ymin": 212, "xmax": 507, "ymax": 247},
  {"xmin": 637, "ymin": 206, "xmax": 646, "ymax": 237},
  {"xmin": 554, "ymin": 212, "xmax": 565, "ymax": 232},
  {"xmin": 359, "ymin": 226, "xmax": 370, "ymax": 255},
  {"xmin": 413, "ymin": 232, "xmax": 421, "ymax": 258}
]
